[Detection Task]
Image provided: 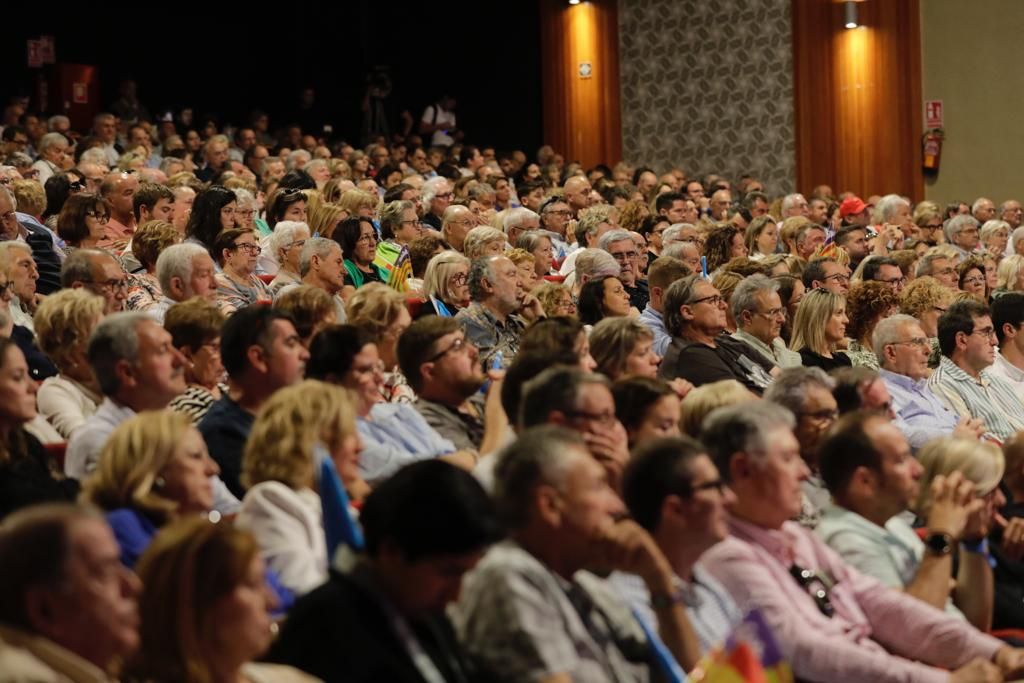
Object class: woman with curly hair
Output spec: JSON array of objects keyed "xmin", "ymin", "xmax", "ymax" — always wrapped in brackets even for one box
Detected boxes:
[
  {"xmin": 843, "ymin": 281, "xmax": 901, "ymax": 369},
  {"xmin": 958, "ymin": 257, "xmax": 989, "ymax": 300},
  {"xmin": 703, "ymin": 223, "xmax": 748, "ymax": 274}
]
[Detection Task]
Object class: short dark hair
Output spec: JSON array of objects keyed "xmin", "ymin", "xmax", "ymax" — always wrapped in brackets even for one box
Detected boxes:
[
  {"xmin": 835, "ymin": 225, "xmax": 866, "ymax": 249},
  {"xmin": 132, "ymin": 182, "xmax": 174, "ymax": 222},
  {"xmin": 306, "ymin": 324, "xmax": 374, "ymax": 381},
  {"xmin": 612, "ymin": 376, "xmax": 675, "ymax": 436},
  {"xmin": 397, "ymin": 316, "xmax": 460, "ymax": 392},
  {"xmin": 622, "ymin": 436, "xmax": 707, "ymax": 532},
  {"xmin": 861, "ymin": 256, "xmax": 899, "ymax": 283},
  {"xmin": 220, "ymin": 304, "xmax": 293, "ymax": 378},
  {"xmin": 937, "ymin": 299, "xmax": 990, "ymax": 357},
  {"xmin": 647, "ymin": 256, "xmax": 691, "ymax": 291},
  {"xmin": 360, "ymin": 460, "xmax": 502, "ymax": 561},
  {"xmin": 500, "ymin": 351, "xmax": 578, "ymax": 423},
  {"xmin": 164, "ymin": 298, "xmax": 225, "ymax": 351},
  {"xmin": 277, "ymin": 169, "xmax": 316, "ymax": 191},
  {"xmin": 654, "ymin": 191, "xmax": 687, "ymax": 214},
  {"xmin": 830, "ymin": 366, "xmax": 880, "ymax": 415},
  {"xmin": 519, "ymin": 366, "xmax": 609, "ymax": 429},
  {"xmin": 211, "ymin": 228, "xmax": 252, "ymax": 266},
  {"xmin": 818, "ymin": 411, "xmax": 885, "ymax": 496},
  {"xmin": 802, "ymin": 257, "xmax": 835, "ymax": 289},
  {"xmin": 408, "ymin": 234, "xmax": 447, "ymax": 278},
  {"xmin": 520, "ymin": 316, "xmax": 585, "ymax": 357},
  {"xmin": 992, "ymin": 293, "xmax": 1024, "ymax": 346}
]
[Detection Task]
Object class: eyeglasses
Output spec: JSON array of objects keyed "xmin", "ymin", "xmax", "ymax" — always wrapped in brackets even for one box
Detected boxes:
[
  {"xmin": 399, "ymin": 219, "xmax": 425, "ymax": 228},
  {"xmin": 232, "ymin": 242, "xmax": 262, "ymax": 254},
  {"xmin": 823, "ymin": 273, "xmax": 850, "ymax": 284},
  {"xmin": 435, "ymin": 192, "xmax": 454, "ymax": 201},
  {"xmin": 756, "ymin": 307, "xmax": 787, "ymax": 319},
  {"xmin": 610, "ymin": 250, "xmax": 638, "ymax": 261},
  {"xmin": 285, "ymin": 239, "xmax": 307, "ymax": 251},
  {"xmin": 90, "ymin": 278, "xmax": 128, "ymax": 293},
  {"xmin": 922, "ymin": 223, "xmax": 943, "ymax": 230},
  {"xmin": 797, "ymin": 408, "xmax": 838, "ymax": 422},
  {"xmin": 789, "ymin": 564, "xmax": 836, "ymax": 618},
  {"xmin": 68, "ymin": 181, "xmax": 86, "ymax": 192},
  {"xmin": 351, "ymin": 360, "xmax": 385, "ymax": 376},
  {"xmin": 428, "ymin": 336, "xmax": 471, "ymax": 362},
  {"xmin": 890, "ymin": 337, "xmax": 930, "ymax": 348},
  {"xmin": 85, "ymin": 210, "xmax": 110, "ymax": 222},
  {"xmin": 563, "ymin": 409, "xmax": 619, "ymax": 426},
  {"xmin": 356, "ymin": 233, "xmax": 378, "ymax": 245},
  {"xmin": 878, "ymin": 277, "xmax": 906, "ymax": 287},
  {"xmin": 449, "ymin": 272, "xmax": 468, "ymax": 286},
  {"xmin": 689, "ymin": 294, "xmax": 724, "ymax": 307},
  {"xmin": 970, "ymin": 327, "xmax": 997, "ymax": 340},
  {"xmin": 685, "ymin": 478, "xmax": 728, "ymax": 496}
]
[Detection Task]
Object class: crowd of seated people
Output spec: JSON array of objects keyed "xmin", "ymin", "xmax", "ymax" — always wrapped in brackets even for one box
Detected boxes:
[{"xmin": 6, "ymin": 97, "xmax": 1024, "ymax": 683}]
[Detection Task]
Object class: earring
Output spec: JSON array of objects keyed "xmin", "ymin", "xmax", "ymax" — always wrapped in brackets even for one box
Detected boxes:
[{"xmin": 154, "ymin": 476, "xmax": 165, "ymax": 488}]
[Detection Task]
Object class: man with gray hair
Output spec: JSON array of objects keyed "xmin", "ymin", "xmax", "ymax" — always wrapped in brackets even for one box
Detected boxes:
[
  {"xmin": 65, "ymin": 313, "xmax": 188, "ymax": 480},
  {"xmin": 780, "ymin": 193, "xmax": 809, "ymax": 218},
  {"xmin": 659, "ymin": 274, "xmax": 775, "ymax": 393},
  {"xmin": 599, "ymin": 228, "xmax": 648, "ymax": 309},
  {"xmin": 972, "ymin": 197, "xmax": 997, "ymax": 225},
  {"xmin": 294, "ymin": 236, "xmax": 346, "ymax": 321},
  {"xmin": 456, "ymin": 255, "xmax": 529, "ymax": 369},
  {"xmin": 874, "ymin": 314, "xmax": 985, "ymax": 450},
  {"xmin": 441, "ymin": 204, "xmax": 475, "ymax": 253},
  {"xmin": 569, "ymin": 248, "xmax": 620, "ymax": 291},
  {"xmin": 422, "ymin": 176, "xmax": 454, "ymax": 230},
  {"xmin": 503, "ymin": 206, "xmax": 540, "ymax": 246},
  {"xmin": 61, "ymin": 248, "xmax": 128, "ymax": 315},
  {"xmin": 558, "ymin": 204, "xmax": 617, "ymax": 277},
  {"xmin": 732, "ymin": 274, "xmax": 801, "ymax": 369},
  {"xmin": 30, "ymin": 132, "xmax": 69, "ymax": 185},
  {"xmin": 196, "ymin": 136, "xmax": 230, "ymax": 183},
  {"xmin": 150, "ymin": 243, "xmax": 219, "ymax": 323},
  {"xmin": 453, "ymin": 425, "xmax": 693, "ymax": 680},
  {"xmin": 944, "ymin": 214, "xmax": 981, "ymax": 262},
  {"xmin": 914, "ymin": 247, "xmax": 960, "ymax": 289},
  {"xmin": 662, "ymin": 239, "xmax": 702, "ymax": 273},
  {"xmin": 699, "ymin": 401, "xmax": 1020, "ymax": 683}
]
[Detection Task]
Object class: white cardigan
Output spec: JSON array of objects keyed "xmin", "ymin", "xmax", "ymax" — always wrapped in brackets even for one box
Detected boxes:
[
  {"xmin": 36, "ymin": 375, "xmax": 100, "ymax": 440},
  {"xmin": 236, "ymin": 482, "xmax": 327, "ymax": 596}
]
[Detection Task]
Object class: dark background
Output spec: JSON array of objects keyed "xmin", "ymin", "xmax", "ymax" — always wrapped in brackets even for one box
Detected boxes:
[{"xmin": 1, "ymin": 1, "xmax": 543, "ymax": 153}]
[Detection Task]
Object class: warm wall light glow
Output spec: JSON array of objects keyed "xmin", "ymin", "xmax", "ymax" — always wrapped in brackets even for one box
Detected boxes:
[
  {"xmin": 844, "ymin": 1, "xmax": 858, "ymax": 29},
  {"xmin": 569, "ymin": 0, "xmax": 581, "ymax": 4}
]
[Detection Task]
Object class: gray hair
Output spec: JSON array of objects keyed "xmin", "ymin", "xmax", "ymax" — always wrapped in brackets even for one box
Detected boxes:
[
  {"xmin": 463, "ymin": 226, "xmax": 506, "ymax": 260},
  {"xmin": 3, "ymin": 153, "xmax": 31, "ymax": 168},
  {"xmin": 1012, "ymin": 227, "xmax": 1024, "ymax": 253},
  {"xmin": 515, "ymin": 231, "xmax": 551, "ymax": 253},
  {"xmin": 945, "ymin": 214, "xmax": 979, "ymax": 243},
  {"xmin": 421, "ymin": 176, "xmax": 451, "ymax": 207},
  {"xmin": 662, "ymin": 241, "xmax": 699, "ymax": 261},
  {"xmin": 874, "ymin": 194, "xmax": 909, "ymax": 224},
  {"xmin": 156, "ymin": 243, "xmax": 207, "ymax": 295},
  {"xmin": 305, "ymin": 158, "xmax": 328, "ymax": 176},
  {"xmin": 915, "ymin": 248, "xmax": 951, "ymax": 278},
  {"xmin": 468, "ymin": 183, "xmax": 495, "ymax": 200},
  {"xmin": 597, "ymin": 229, "xmax": 634, "ymax": 252},
  {"xmin": 576, "ymin": 204, "xmax": 615, "ymax": 245},
  {"xmin": 299, "ymin": 236, "xmax": 338, "ymax": 277},
  {"xmin": 159, "ymin": 157, "xmax": 185, "ymax": 175},
  {"xmin": 379, "ymin": 199, "xmax": 415, "ymax": 235},
  {"xmin": 87, "ymin": 312, "xmax": 151, "ymax": 396},
  {"xmin": 573, "ymin": 248, "xmax": 620, "ymax": 283},
  {"xmin": 731, "ymin": 273, "xmax": 779, "ymax": 322},
  {"xmin": 781, "ymin": 193, "xmax": 806, "ymax": 214},
  {"xmin": 286, "ymin": 149, "xmax": 311, "ymax": 170},
  {"xmin": 663, "ymin": 274, "xmax": 704, "ymax": 335},
  {"xmin": 268, "ymin": 221, "xmax": 310, "ymax": 263},
  {"xmin": 972, "ymin": 197, "xmax": 994, "ymax": 215},
  {"xmin": 492, "ymin": 425, "xmax": 588, "ymax": 528},
  {"xmin": 763, "ymin": 366, "xmax": 835, "ymax": 415},
  {"xmin": 871, "ymin": 313, "xmax": 921, "ymax": 367},
  {"xmin": 78, "ymin": 148, "xmax": 109, "ymax": 167},
  {"xmin": 519, "ymin": 367, "xmax": 611, "ymax": 429},
  {"xmin": 0, "ymin": 185, "xmax": 15, "ymax": 211},
  {"xmin": 662, "ymin": 223, "xmax": 696, "ymax": 246},
  {"xmin": 423, "ymin": 250, "xmax": 470, "ymax": 301},
  {"xmin": 467, "ymin": 256, "xmax": 501, "ymax": 301},
  {"xmin": 47, "ymin": 115, "xmax": 70, "ymax": 130},
  {"xmin": 232, "ymin": 187, "xmax": 256, "ymax": 209},
  {"xmin": 59, "ymin": 248, "xmax": 108, "ymax": 288},
  {"xmin": 37, "ymin": 132, "xmax": 67, "ymax": 154},
  {"xmin": 981, "ymin": 219, "xmax": 1011, "ymax": 242},
  {"xmin": 701, "ymin": 401, "xmax": 796, "ymax": 482},
  {"xmin": 503, "ymin": 207, "xmax": 539, "ymax": 235}
]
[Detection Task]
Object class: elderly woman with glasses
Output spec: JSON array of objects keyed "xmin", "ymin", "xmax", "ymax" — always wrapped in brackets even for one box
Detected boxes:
[
  {"xmin": 213, "ymin": 228, "xmax": 272, "ymax": 315},
  {"xmin": 266, "ymin": 221, "xmax": 311, "ymax": 296},
  {"xmin": 374, "ymin": 199, "xmax": 422, "ymax": 292},
  {"xmin": 335, "ymin": 216, "xmax": 386, "ymax": 289},
  {"xmin": 421, "ymin": 250, "xmax": 471, "ymax": 317}
]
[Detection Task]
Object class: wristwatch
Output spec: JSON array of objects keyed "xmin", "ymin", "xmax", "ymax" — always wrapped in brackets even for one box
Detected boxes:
[{"xmin": 924, "ymin": 532, "xmax": 954, "ymax": 556}]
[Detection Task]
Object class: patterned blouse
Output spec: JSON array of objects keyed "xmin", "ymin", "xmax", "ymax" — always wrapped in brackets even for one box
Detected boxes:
[
  {"xmin": 215, "ymin": 271, "xmax": 272, "ymax": 315},
  {"xmin": 125, "ymin": 272, "xmax": 162, "ymax": 312}
]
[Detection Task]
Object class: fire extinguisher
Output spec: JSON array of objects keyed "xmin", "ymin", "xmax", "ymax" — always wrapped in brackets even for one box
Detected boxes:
[{"xmin": 923, "ymin": 129, "xmax": 944, "ymax": 175}]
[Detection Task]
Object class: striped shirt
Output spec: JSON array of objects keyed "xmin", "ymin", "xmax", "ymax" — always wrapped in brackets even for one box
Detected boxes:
[{"xmin": 927, "ymin": 356, "xmax": 1024, "ymax": 441}]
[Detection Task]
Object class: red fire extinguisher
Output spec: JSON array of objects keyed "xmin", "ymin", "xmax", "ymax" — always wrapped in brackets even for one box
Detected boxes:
[{"xmin": 923, "ymin": 129, "xmax": 944, "ymax": 174}]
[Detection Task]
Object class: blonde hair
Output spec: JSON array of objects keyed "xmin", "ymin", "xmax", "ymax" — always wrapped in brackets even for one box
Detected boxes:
[
  {"xmin": 532, "ymin": 281, "xmax": 573, "ymax": 317},
  {"xmin": 899, "ymin": 275, "xmax": 951, "ymax": 318},
  {"xmin": 10, "ymin": 179, "xmax": 45, "ymax": 217},
  {"xmin": 133, "ymin": 220, "xmax": 182, "ymax": 271},
  {"xmin": 345, "ymin": 282, "xmax": 406, "ymax": 340},
  {"xmin": 463, "ymin": 226, "xmax": 507, "ymax": 260},
  {"xmin": 423, "ymin": 250, "xmax": 470, "ymax": 303},
  {"xmin": 679, "ymin": 379, "xmax": 756, "ymax": 437},
  {"xmin": 780, "ymin": 216, "xmax": 811, "ymax": 250},
  {"xmin": 33, "ymin": 288, "xmax": 105, "ymax": 371},
  {"xmin": 81, "ymin": 410, "xmax": 195, "ymax": 524},
  {"xmin": 242, "ymin": 380, "xmax": 357, "ymax": 490},
  {"xmin": 338, "ymin": 189, "xmax": 379, "ymax": 217},
  {"xmin": 507, "ymin": 248, "xmax": 536, "ymax": 270},
  {"xmin": 914, "ymin": 437, "xmax": 1004, "ymax": 513},
  {"xmin": 307, "ymin": 200, "xmax": 347, "ymax": 240},
  {"xmin": 790, "ymin": 287, "xmax": 845, "ymax": 354},
  {"xmin": 589, "ymin": 317, "xmax": 654, "ymax": 379},
  {"xmin": 274, "ymin": 285, "xmax": 335, "ymax": 342},
  {"xmin": 996, "ymin": 254, "xmax": 1024, "ymax": 291}
]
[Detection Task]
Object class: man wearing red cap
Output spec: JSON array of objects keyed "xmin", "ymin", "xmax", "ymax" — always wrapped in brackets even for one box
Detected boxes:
[{"xmin": 840, "ymin": 197, "xmax": 870, "ymax": 227}]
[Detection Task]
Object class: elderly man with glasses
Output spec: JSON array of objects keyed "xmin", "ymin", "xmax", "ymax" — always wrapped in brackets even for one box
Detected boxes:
[
  {"xmin": 599, "ymin": 229, "xmax": 648, "ymax": 310},
  {"xmin": 700, "ymin": 402, "xmax": 1024, "ymax": 683}
]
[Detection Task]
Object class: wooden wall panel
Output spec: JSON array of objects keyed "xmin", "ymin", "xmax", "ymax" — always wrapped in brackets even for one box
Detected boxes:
[
  {"xmin": 793, "ymin": 0, "xmax": 923, "ymax": 200},
  {"xmin": 540, "ymin": 0, "xmax": 623, "ymax": 168}
]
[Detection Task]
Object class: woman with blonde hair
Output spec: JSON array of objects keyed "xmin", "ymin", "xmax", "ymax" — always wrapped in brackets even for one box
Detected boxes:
[
  {"xmin": 338, "ymin": 188, "xmax": 378, "ymax": 220},
  {"xmin": 237, "ymin": 380, "xmax": 364, "ymax": 596},
  {"xmin": 900, "ymin": 275, "xmax": 952, "ymax": 339},
  {"xmin": 34, "ymin": 289, "xmax": 105, "ymax": 438},
  {"xmin": 80, "ymin": 410, "xmax": 219, "ymax": 566},
  {"xmin": 745, "ymin": 215, "xmax": 779, "ymax": 261},
  {"xmin": 678, "ymin": 379, "xmax": 757, "ymax": 438},
  {"xmin": 306, "ymin": 200, "xmax": 347, "ymax": 241},
  {"xmin": 791, "ymin": 287, "xmax": 851, "ymax": 371},
  {"xmin": 994, "ymin": 254, "xmax": 1024, "ymax": 297},
  {"xmin": 345, "ymin": 282, "xmax": 413, "ymax": 403},
  {"xmin": 508, "ymin": 248, "xmax": 539, "ymax": 292},
  {"xmin": 274, "ymin": 285, "xmax": 337, "ymax": 348},
  {"xmin": 128, "ymin": 517, "xmax": 316, "ymax": 683},
  {"xmin": 422, "ymin": 250, "xmax": 471, "ymax": 317},
  {"xmin": 532, "ymin": 281, "xmax": 576, "ymax": 318},
  {"xmin": 463, "ymin": 225, "xmax": 506, "ymax": 260}
]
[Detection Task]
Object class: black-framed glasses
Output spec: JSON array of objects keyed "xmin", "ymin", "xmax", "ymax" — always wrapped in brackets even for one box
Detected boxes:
[
  {"xmin": 789, "ymin": 564, "xmax": 836, "ymax": 618},
  {"xmin": 684, "ymin": 478, "xmax": 728, "ymax": 496},
  {"xmin": 233, "ymin": 242, "xmax": 262, "ymax": 254},
  {"xmin": 68, "ymin": 181, "xmax": 87, "ymax": 192},
  {"xmin": 610, "ymin": 250, "xmax": 638, "ymax": 261},
  {"xmin": 85, "ymin": 210, "xmax": 110, "ymax": 222},
  {"xmin": 449, "ymin": 272, "xmax": 468, "ymax": 286},
  {"xmin": 823, "ymin": 273, "xmax": 850, "ymax": 284},
  {"xmin": 356, "ymin": 232, "xmax": 378, "ymax": 245},
  {"xmin": 797, "ymin": 408, "xmax": 838, "ymax": 422},
  {"xmin": 689, "ymin": 294, "xmax": 724, "ymax": 307},
  {"xmin": 563, "ymin": 409, "xmax": 618, "ymax": 426},
  {"xmin": 428, "ymin": 336, "xmax": 470, "ymax": 362},
  {"xmin": 970, "ymin": 327, "xmax": 997, "ymax": 340},
  {"xmin": 90, "ymin": 278, "xmax": 128, "ymax": 293}
]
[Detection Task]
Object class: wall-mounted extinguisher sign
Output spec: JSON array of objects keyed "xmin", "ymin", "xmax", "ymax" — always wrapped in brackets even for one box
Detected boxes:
[{"xmin": 923, "ymin": 129, "xmax": 943, "ymax": 174}]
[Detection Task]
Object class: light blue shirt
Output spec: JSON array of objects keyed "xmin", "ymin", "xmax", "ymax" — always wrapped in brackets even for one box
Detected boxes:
[
  {"xmin": 638, "ymin": 304, "xmax": 672, "ymax": 357},
  {"xmin": 357, "ymin": 402, "xmax": 456, "ymax": 485},
  {"xmin": 879, "ymin": 368, "xmax": 960, "ymax": 450}
]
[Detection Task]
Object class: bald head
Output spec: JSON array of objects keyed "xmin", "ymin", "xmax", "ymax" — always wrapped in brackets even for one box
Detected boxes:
[{"xmin": 563, "ymin": 176, "xmax": 593, "ymax": 213}]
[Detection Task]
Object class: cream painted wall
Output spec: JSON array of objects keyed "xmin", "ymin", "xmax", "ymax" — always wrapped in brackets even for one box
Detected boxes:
[{"xmin": 921, "ymin": 0, "xmax": 1024, "ymax": 206}]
